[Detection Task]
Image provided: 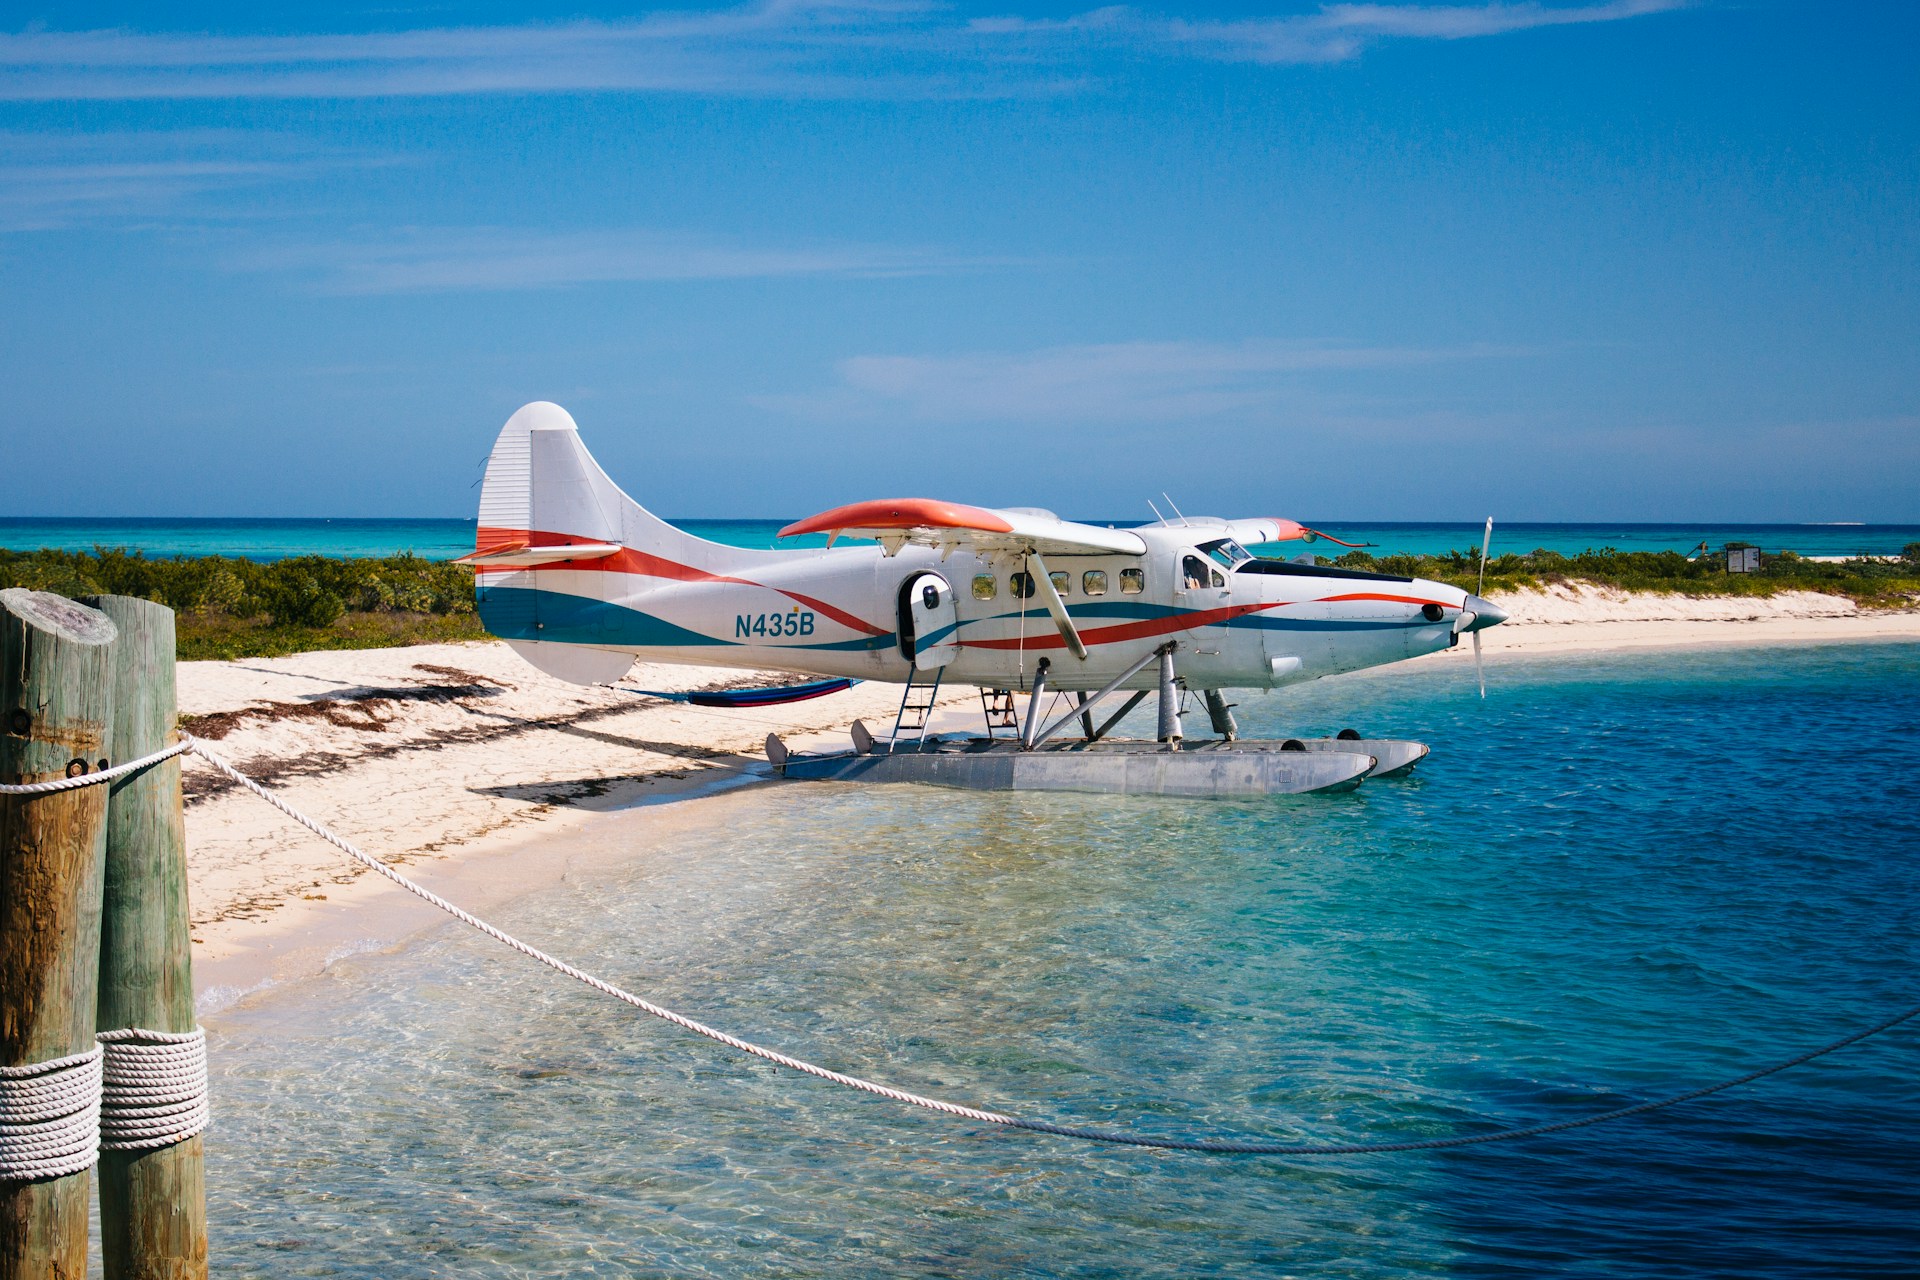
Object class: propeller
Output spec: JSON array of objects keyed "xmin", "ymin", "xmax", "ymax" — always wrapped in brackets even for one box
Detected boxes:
[
  {"xmin": 1474, "ymin": 517, "xmax": 1492, "ymax": 698},
  {"xmin": 1452, "ymin": 518, "xmax": 1494, "ymax": 697}
]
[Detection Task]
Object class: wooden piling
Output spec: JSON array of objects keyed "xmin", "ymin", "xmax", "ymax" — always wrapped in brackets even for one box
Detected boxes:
[
  {"xmin": 0, "ymin": 589, "xmax": 118, "ymax": 1280},
  {"xmin": 86, "ymin": 596, "xmax": 207, "ymax": 1280}
]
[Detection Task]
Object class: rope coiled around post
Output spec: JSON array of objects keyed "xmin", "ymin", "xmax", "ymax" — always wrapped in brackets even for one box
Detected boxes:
[
  {"xmin": 174, "ymin": 732, "xmax": 1919, "ymax": 1156},
  {"xmin": 97, "ymin": 1028, "xmax": 209, "ymax": 1151},
  {"xmin": 0, "ymin": 1049, "xmax": 103, "ymax": 1182},
  {"xmin": 2, "ymin": 742, "xmax": 211, "ymax": 1167}
]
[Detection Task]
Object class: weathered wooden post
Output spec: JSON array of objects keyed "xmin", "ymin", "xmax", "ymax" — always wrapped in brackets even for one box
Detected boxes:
[
  {"xmin": 86, "ymin": 596, "xmax": 207, "ymax": 1280},
  {"xmin": 0, "ymin": 590, "xmax": 117, "ymax": 1280}
]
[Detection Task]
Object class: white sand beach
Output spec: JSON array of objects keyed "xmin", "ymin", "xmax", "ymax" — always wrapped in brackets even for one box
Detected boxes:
[{"xmin": 182, "ymin": 588, "xmax": 1919, "ymax": 1005}]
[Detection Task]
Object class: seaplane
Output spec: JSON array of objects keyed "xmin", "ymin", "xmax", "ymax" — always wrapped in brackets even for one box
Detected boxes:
[{"xmin": 459, "ymin": 402, "xmax": 1507, "ymax": 797}]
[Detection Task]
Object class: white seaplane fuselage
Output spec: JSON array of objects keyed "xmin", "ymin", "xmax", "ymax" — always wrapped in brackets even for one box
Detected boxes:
[{"xmin": 467, "ymin": 403, "xmax": 1506, "ymax": 694}]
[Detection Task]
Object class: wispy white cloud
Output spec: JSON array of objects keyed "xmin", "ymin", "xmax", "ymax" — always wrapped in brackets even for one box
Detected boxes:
[
  {"xmin": 765, "ymin": 337, "xmax": 1524, "ymax": 423},
  {"xmin": 974, "ymin": 1, "xmax": 1687, "ymax": 65},
  {"xmin": 0, "ymin": 131, "xmax": 370, "ymax": 230},
  {"xmin": 233, "ymin": 225, "xmax": 1003, "ymax": 293},
  {"xmin": 0, "ymin": 1, "xmax": 1693, "ymax": 101}
]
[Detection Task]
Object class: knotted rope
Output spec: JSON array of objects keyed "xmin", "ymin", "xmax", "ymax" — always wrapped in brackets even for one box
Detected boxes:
[
  {"xmin": 1, "ymin": 743, "xmax": 209, "ymax": 1177},
  {"xmin": 0, "ymin": 1050, "xmax": 103, "ymax": 1182}
]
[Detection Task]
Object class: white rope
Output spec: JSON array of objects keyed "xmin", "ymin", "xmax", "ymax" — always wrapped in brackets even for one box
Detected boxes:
[
  {"xmin": 180, "ymin": 734, "xmax": 1023, "ymax": 1127},
  {"xmin": 175, "ymin": 733, "xmax": 1920, "ymax": 1155},
  {"xmin": 0, "ymin": 1050, "xmax": 101, "ymax": 1182},
  {"xmin": 0, "ymin": 738, "xmax": 192, "ymax": 796},
  {"xmin": 98, "ymin": 1028, "xmax": 209, "ymax": 1151}
]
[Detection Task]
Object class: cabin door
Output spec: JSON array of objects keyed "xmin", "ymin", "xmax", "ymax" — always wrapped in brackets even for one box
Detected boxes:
[
  {"xmin": 898, "ymin": 571, "xmax": 959, "ymax": 669},
  {"xmin": 1173, "ymin": 550, "xmax": 1230, "ymax": 626}
]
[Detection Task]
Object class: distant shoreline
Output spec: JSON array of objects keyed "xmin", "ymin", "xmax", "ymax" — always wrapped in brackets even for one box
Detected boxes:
[{"xmin": 7, "ymin": 517, "xmax": 1919, "ymax": 563}]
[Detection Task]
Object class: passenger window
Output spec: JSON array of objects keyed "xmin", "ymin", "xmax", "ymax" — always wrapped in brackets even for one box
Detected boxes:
[
  {"xmin": 1182, "ymin": 555, "xmax": 1210, "ymax": 590},
  {"xmin": 1119, "ymin": 568, "xmax": 1145, "ymax": 594},
  {"xmin": 1009, "ymin": 571, "xmax": 1036, "ymax": 599},
  {"xmin": 972, "ymin": 574, "xmax": 996, "ymax": 601},
  {"xmin": 1083, "ymin": 570, "xmax": 1108, "ymax": 596},
  {"xmin": 1210, "ymin": 567, "xmax": 1226, "ymax": 588},
  {"xmin": 1049, "ymin": 570, "xmax": 1070, "ymax": 596}
]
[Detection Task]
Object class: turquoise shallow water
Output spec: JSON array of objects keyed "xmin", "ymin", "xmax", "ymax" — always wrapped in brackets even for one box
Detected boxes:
[
  {"xmin": 201, "ymin": 643, "xmax": 1920, "ymax": 1277},
  {"xmin": 6, "ymin": 517, "xmax": 1918, "ymax": 561}
]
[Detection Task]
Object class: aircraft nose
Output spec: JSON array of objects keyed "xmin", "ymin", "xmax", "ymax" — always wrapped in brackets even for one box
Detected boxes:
[{"xmin": 1461, "ymin": 594, "xmax": 1508, "ymax": 631}]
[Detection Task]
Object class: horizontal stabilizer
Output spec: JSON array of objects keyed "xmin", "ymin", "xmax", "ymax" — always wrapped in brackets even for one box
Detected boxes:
[{"xmin": 452, "ymin": 542, "xmax": 623, "ymax": 567}]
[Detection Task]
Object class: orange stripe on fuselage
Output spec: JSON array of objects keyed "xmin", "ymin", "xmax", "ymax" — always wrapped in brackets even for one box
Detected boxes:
[
  {"xmin": 958, "ymin": 595, "xmax": 1452, "ymax": 652},
  {"xmin": 961, "ymin": 602, "xmax": 1269, "ymax": 651},
  {"xmin": 1317, "ymin": 592, "xmax": 1448, "ymax": 607}
]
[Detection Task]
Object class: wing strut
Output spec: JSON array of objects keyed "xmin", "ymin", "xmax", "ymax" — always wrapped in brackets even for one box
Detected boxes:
[{"xmin": 1025, "ymin": 551, "xmax": 1088, "ymax": 660}]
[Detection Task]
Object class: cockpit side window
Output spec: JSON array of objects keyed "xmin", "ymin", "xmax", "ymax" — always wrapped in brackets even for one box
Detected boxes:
[
  {"xmin": 1198, "ymin": 538, "xmax": 1252, "ymax": 570},
  {"xmin": 1182, "ymin": 554, "xmax": 1219, "ymax": 590}
]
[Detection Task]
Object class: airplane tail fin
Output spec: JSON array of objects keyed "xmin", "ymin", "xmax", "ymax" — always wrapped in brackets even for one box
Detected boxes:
[
  {"xmin": 470, "ymin": 401, "xmax": 755, "ymax": 683},
  {"xmin": 475, "ymin": 401, "xmax": 744, "ymax": 569}
]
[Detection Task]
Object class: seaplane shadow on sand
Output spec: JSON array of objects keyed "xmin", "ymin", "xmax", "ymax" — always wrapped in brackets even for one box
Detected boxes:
[{"xmin": 457, "ymin": 402, "xmax": 1507, "ymax": 799}]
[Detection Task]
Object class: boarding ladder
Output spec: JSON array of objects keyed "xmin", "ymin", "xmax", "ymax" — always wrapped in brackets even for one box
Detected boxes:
[
  {"xmin": 979, "ymin": 688, "xmax": 1019, "ymax": 739},
  {"xmin": 886, "ymin": 666, "xmax": 944, "ymax": 754}
]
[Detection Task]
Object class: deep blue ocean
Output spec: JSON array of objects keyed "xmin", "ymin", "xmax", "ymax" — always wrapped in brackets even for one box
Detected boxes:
[
  {"xmin": 201, "ymin": 642, "xmax": 1920, "ymax": 1277},
  {"xmin": 6, "ymin": 517, "xmax": 1919, "ymax": 562}
]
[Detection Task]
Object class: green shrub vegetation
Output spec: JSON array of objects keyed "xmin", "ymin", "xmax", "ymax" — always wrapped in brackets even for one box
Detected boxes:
[
  {"xmin": 0, "ymin": 549, "xmax": 486, "ymax": 660},
  {"xmin": 2, "ymin": 542, "xmax": 1914, "ymax": 663},
  {"xmin": 1322, "ymin": 543, "xmax": 1920, "ymax": 607}
]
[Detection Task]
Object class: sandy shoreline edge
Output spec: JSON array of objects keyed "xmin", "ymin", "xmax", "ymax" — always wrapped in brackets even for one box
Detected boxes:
[{"xmin": 183, "ymin": 585, "xmax": 1920, "ymax": 1009}]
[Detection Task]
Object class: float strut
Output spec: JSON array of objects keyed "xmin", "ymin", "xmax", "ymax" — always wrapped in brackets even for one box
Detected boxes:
[
  {"xmin": 1157, "ymin": 644, "xmax": 1183, "ymax": 749},
  {"xmin": 1203, "ymin": 689, "xmax": 1238, "ymax": 741},
  {"xmin": 1020, "ymin": 658, "xmax": 1051, "ymax": 750},
  {"xmin": 1026, "ymin": 647, "xmax": 1162, "ymax": 751}
]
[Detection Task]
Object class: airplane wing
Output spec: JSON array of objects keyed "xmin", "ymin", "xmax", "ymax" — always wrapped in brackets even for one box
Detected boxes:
[
  {"xmin": 1190, "ymin": 518, "xmax": 1369, "ymax": 548},
  {"xmin": 778, "ymin": 499, "xmax": 1148, "ymax": 557}
]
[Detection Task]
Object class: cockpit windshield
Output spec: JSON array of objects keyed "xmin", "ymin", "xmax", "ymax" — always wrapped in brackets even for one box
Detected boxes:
[{"xmin": 1197, "ymin": 538, "xmax": 1252, "ymax": 569}]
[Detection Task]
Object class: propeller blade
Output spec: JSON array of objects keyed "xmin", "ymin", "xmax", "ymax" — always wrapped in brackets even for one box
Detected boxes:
[
  {"xmin": 1453, "ymin": 609, "xmax": 1478, "ymax": 637},
  {"xmin": 1474, "ymin": 628, "xmax": 1485, "ymax": 699},
  {"xmin": 1478, "ymin": 516, "xmax": 1494, "ymax": 598}
]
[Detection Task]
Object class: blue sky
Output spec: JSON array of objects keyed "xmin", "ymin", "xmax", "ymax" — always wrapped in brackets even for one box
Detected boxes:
[{"xmin": 2, "ymin": 1, "xmax": 1916, "ymax": 521}]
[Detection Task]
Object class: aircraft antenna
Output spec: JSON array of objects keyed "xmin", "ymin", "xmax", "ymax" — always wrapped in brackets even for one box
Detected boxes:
[
  {"xmin": 1145, "ymin": 498, "xmax": 1168, "ymax": 526},
  {"xmin": 1161, "ymin": 493, "xmax": 1187, "ymax": 526}
]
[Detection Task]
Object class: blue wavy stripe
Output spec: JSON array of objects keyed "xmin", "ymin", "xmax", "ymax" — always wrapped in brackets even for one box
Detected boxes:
[{"xmin": 477, "ymin": 586, "xmax": 895, "ymax": 652}]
